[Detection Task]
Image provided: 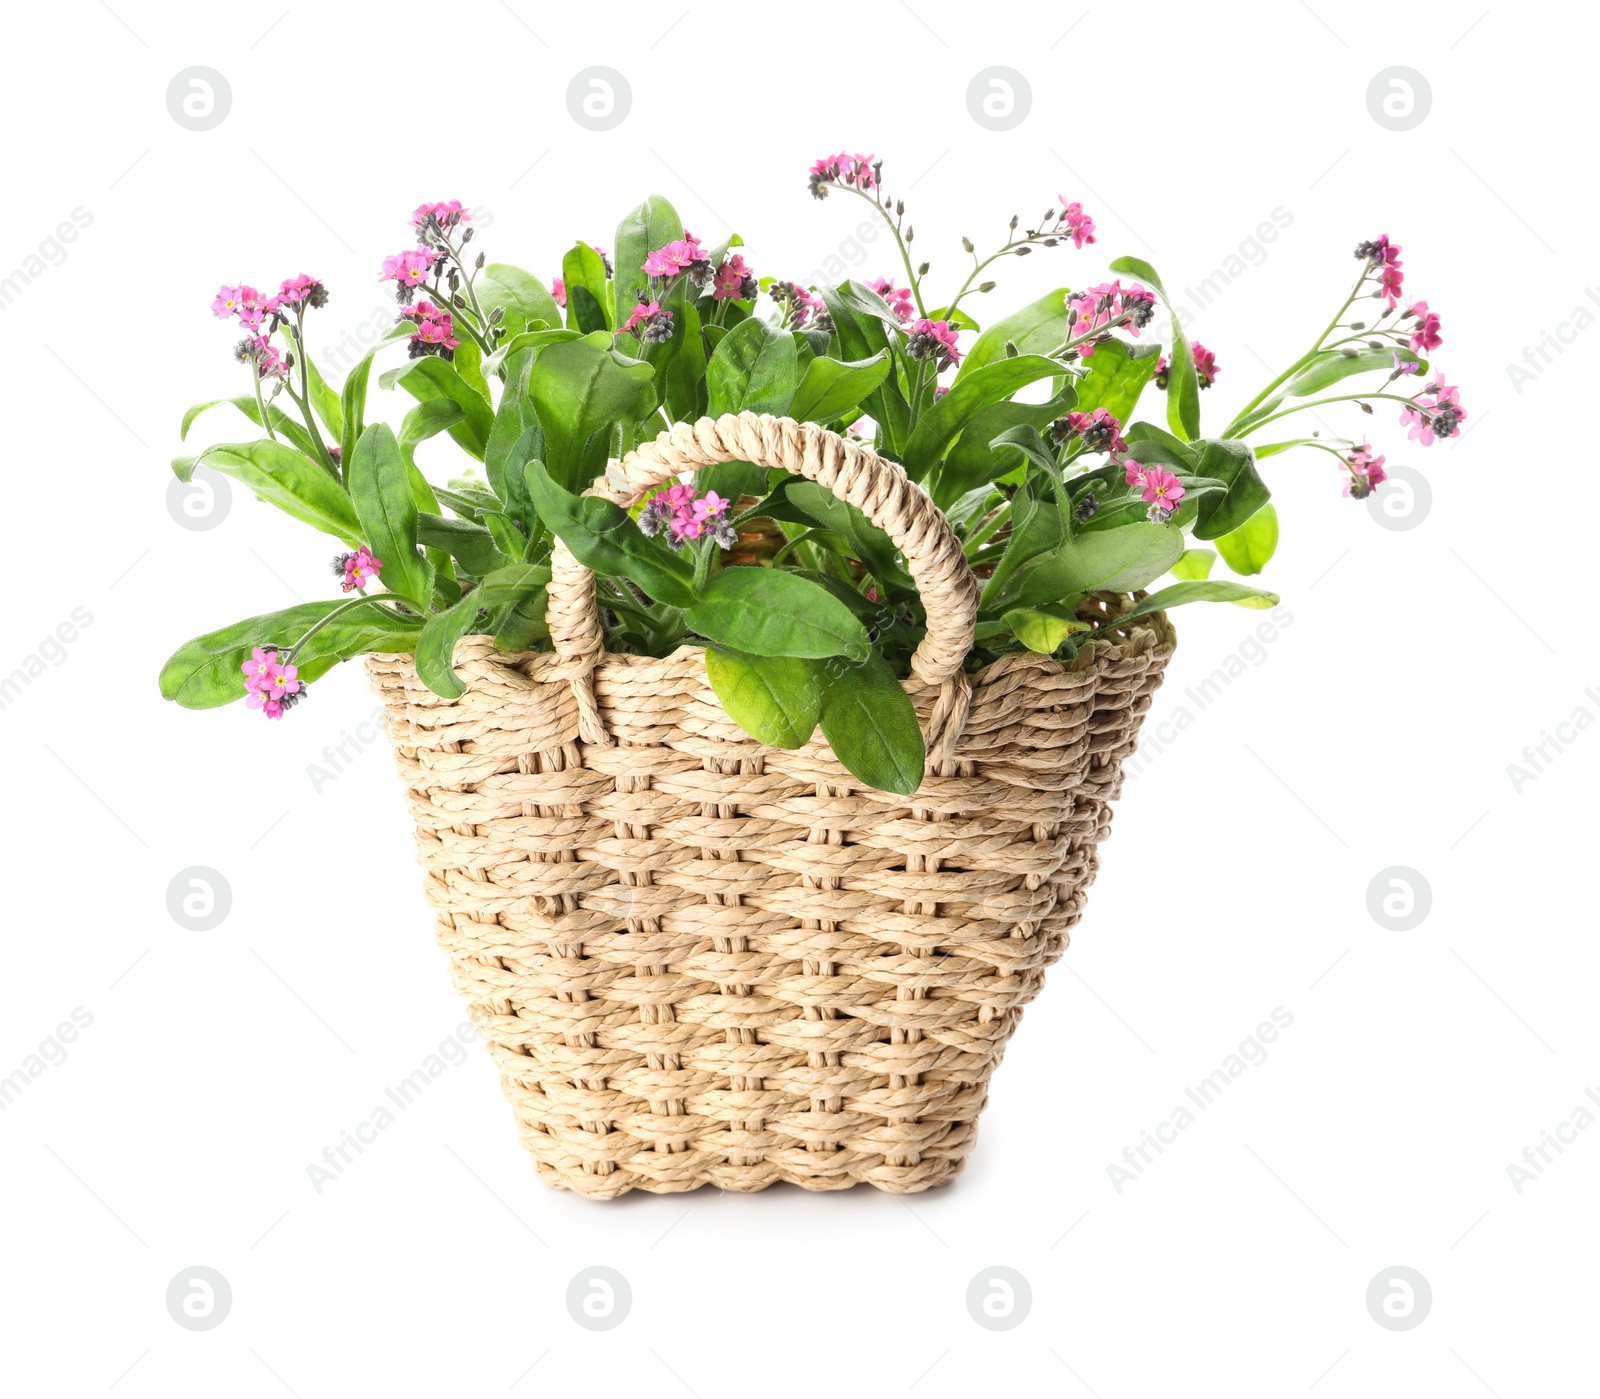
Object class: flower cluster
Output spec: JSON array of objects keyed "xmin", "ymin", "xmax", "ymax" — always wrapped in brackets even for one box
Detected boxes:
[
  {"xmin": 380, "ymin": 248, "xmax": 441, "ymax": 304},
  {"xmin": 621, "ymin": 295, "xmax": 675, "ymax": 343},
  {"xmin": 239, "ymin": 646, "xmax": 303, "ymax": 720},
  {"xmin": 1356, "ymin": 234, "xmax": 1404, "ymax": 307},
  {"xmin": 1399, "ymin": 373, "xmax": 1466, "ymax": 445},
  {"xmin": 1341, "ymin": 445, "xmax": 1388, "ymax": 499},
  {"xmin": 412, "ymin": 200, "xmax": 469, "ymax": 237},
  {"xmin": 638, "ymin": 485, "xmax": 738, "ymax": 548},
  {"xmin": 399, "ymin": 301, "xmax": 461, "ymax": 359},
  {"xmin": 1123, "ymin": 459, "xmax": 1187, "ymax": 524},
  {"xmin": 643, "ymin": 234, "xmax": 711, "ymax": 284},
  {"xmin": 867, "ymin": 276, "xmax": 916, "ymax": 324},
  {"xmin": 768, "ymin": 280, "xmax": 827, "ymax": 331},
  {"xmin": 713, "ymin": 253, "xmax": 758, "ymax": 302},
  {"xmin": 1406, "ymin": 299, "xmax": 1442, "ymax": 353},
  {"xmin": 332, "ymin": 546, "xmax": 383, "ymax": 592},
  {"xmin": 809, "ymin": 152, "xmax": 879, "ymax": 199},
  {"xmin": 232, "ymin": 334, "xmax": 289, "ymax": 381},
  {"xmin": 1067, "ymin": 280, "xmax": 1156, "ymax": 356},
  {"xmin": 906, "ymin": 317, "xmax": 962, "ymax": 370},
  {"xmin": 212, "ymin": 277, "xmax": 326, "ymax": 378},
  {"xmin": 1057, "ymin": 198, "xmax": 1097, "ymax": 250},
  {"xmin": 1051, "ymin": 407, "xmax": 1128, "ymax": 455}
]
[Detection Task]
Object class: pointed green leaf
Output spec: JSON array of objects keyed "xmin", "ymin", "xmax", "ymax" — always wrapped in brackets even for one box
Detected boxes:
[
  {"xmin": 818, "ymin": 652, "xmax": 925, "ymax": 795},
  {"xmin": 705, "ymin": 648, "xmax": 822, "ymax": 747}
]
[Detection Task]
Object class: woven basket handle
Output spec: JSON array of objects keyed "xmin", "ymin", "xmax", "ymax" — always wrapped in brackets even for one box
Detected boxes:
[{"xmin": 544, "ymin": 413, "xmax": 981, "ymax": 754}]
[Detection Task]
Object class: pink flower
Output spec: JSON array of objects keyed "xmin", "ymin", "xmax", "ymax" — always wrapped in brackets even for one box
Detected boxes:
[
  {"xmin": 1191, "ymin": 341, "xmax": 1219, "ymax": 387},
  {"xmin": 621, "ymin": 298, "xmax": 674, "ymax": 343},
  {"xmin": 808, "ymin": 152, "xmax": 879, "ymax": 198},
  {"xmin": 1123, "ymin": 457, "xmax": 1146, "ymax": 486},
  {"xmin": 248, "ymin": 336, "xmax": 290, "ymax": 380},
  {"xmin": 1392, "ymin": 351, "xmax": 1420, "ymax": 376},
  {"xmin": 621, "ymin": 299, "xmax": 662, "ymax": 333},
  {"xmin": 551, "ymin": 278, "xmax": 566, "ymax": 308},
  {"xmin": 212, "ymin": 285, "xmax": 245, "ymax": 318},
  {"xmin": 1399, "ymin": 376, "xmax": 1465, "ymax": 446},
  {"xmin": 241, "ymin": 646, "xmax": 279, "ymax": 691},
  {"xmin": 264, "ymin": 659, "xmax": 301, "ymax": 701},
  {"xmin": 380, "ymin": 248, "xmax": 439, "ymax": 286},
  {"xmin": 693, "ymin": 490, "xmax": 730, "ymax": 520},
  {"xmin": 1054, "ymin": 408, "xmax": 1127, "ymax": 455},
  {"xmin": 867, "ymin": 276, "xmax": 916, "ymax": 324},
  {"xmin": 1407, "ymin": 300, "xmax": 1442, "ymax": 353},
  {"xmin": 1358, "ymin": 235, "xmax": 1405, "ymax": 308},
  {"xmin": 639, "ymin": 483, "xmax": 736, "ymax": 549},
  {"xmin": 712, "ymin": 254, "xmax": 756, "ymax": 302},
  {"xmin": 907, "ymin": 318, "xmax": 963, "ymax": 369},
  {"xmin": 412, "ymin": 317, "xmax": 460, "ymax": 350},
  {"xmin": 1138, "ymin": 467, "xmax": 1186, "ymax": 523},
  {"xmin": 339, "ymin": 547, "xmax": 384, "ymax": 592},
  {"xmin": 1342, "ymin": 445, "xmax": 1388, "ymax": 498},
  {"xmin": 412, "ymin": 200, "xmax": 469, "ymax": 230},
  {"xmin": 276, "ymin": 274, "xmax": 327, "ymax": 307},
  {"xmin": 1058, "ymin": 198, "xmax": 1097, "ymax": 249},
  {"xmin": 642, "ymin": 237, "xmax": 706, "ymax": 278},
  {"xmin": 1068, "ymin": 280, "xmax": 1156, "ymax": 355}
]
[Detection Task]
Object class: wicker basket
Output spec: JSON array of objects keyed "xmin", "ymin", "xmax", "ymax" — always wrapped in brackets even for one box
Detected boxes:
[{"xmin": 368, "ymin": 413, "xmax": 1174, "ymax": 1197}]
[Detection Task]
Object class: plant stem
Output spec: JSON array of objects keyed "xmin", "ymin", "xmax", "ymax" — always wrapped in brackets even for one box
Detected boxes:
[
  {"xmin": 829, "ymin": 183, "xmax": 928, "ymax": 318},
  {"xmin": 1238, "ymin": 391, "xmax": 1420, "ymax": 436},
  {"xmin": 283, "ymin": 595, "xmax": 417, "ymax": 662},
  {"xmin": 251, "ymin": 372, "xmax": 279, "ymax": 443}
]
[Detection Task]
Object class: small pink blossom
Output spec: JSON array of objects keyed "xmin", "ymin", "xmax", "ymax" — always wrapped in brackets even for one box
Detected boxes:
[
  {"xmin": 712, "ymin": 254, "xmax": 756, "ymax": 302},
  {"xmin": 1055, "ymin": 408, "xmax": 1127, "ymax": 455},
  {"xmin": 1342, "ymin": 445, "xmax": 1388, "ymax": 498},
  {"xmin": 411, "ymin": 200, "xmax": 469, "ymax": 230},
  {"xmin": 212, "ymin": 285, "xmax": 245, "ymax": 318},
  {"xmin": 639, "ymin": 483, "xmax": 736, "ymax": 549},
  {"xmin": 907, "ymin": 318, "xmax": 963, "ymax": 369},
  {"xmin": 642, "ymin": 237, "xmax": 706, "ymax": 278},
  {"xmin": 1138, "ymin": 467, "xmax": 1186, "ymax": 523},
  {"xmin": 241, "ymin": 646, "xmax": 278, "ymax": 691},
  {"xmin": 867, "ymin": 276, "xmax": 916, "ymax": 324},
  {"xmin": 808, "ymin": 152, "xmax": 879, "ymax": 197},
  {"xmin": 1392, "ymin": 351, "xmax": 1420, "ymax": 376},
  {"xmin": 1058, "ymin": 198, "xmax": 1097, "ymax": 249},
  {"xmin": 1191, "ymin": 341, "xmax": 1219, "ymax": 387},
  {"xmin": 380, "ymin": 248, "xmax": 439, "ymax": 286},
  {"xmin": 1123, "ymin": 457, "xmax": 1146, "ymax": 486},
  {"xmin": 551, "ymin": 278, "xmax": 566, "ymax": 308},
  {"xmin": 1407, "ymin": 300, "xmax": 1442, "ymax": 353},
  {"xmin": 621, "ymin": 299, "xmax": 663, "ymax": 333},
  {"xmin": 340, "ymin": 547, "xmax": 383, "ymax": 592}
]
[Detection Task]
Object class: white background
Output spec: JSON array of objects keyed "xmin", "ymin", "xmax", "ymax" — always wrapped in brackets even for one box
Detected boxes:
[{"xmin": 1, "ymin": 1, "xmax": 1592, "ymax": 1395}]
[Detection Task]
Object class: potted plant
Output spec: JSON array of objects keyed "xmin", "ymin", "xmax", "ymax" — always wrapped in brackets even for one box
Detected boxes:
[{"xmin": 161, "ymin": 157, "xmax": 1459, "ymax": 1196}]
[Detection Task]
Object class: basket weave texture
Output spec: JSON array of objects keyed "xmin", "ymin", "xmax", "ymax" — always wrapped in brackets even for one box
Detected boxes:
[{"xmin": 368, "ymin": 414, "xmax": 1174, "ymax": 1196}]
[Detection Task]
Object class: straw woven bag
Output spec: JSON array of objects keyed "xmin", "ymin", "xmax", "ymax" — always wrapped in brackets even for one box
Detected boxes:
[{"xmin": 368, "ymin": 413, "xmax": 1174, "ymax": 1197}]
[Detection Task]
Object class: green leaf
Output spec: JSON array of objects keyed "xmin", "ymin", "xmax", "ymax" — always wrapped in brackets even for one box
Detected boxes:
[
  {"xmin": 1214, "ymin": 503, "xmax": 1279, "ymax": 576},
  {"xmin": 1011, "ymin": 522, "xmax": 1185, "ymax": 607},
  {"xmin": 1117, "ymin": 579, "xmax": 1280, "ymax": 623},
  {"xmin": 182, "ymin": 439, "xmax": 360, "ymax": 543},
  {"xmin": 1170, "ymin": 549, "xmax": 1216, "ymax": 581},
  {"xmin": 480, "ymin": 562, "xmax": 551, "ymax": 650},
  {"xmin": 1003, "ymin": 607, "xmax": 1090, "ymax": 653},
  {"xmin": 788, "ymin": 352, "xmax": 890, "ymax": 424},
  {"xmin": 524, "ymin": 461, "xmax": 696, "ymax": 606},
  {"xmin": 817, "ymin": 651, "xmax": 924, "ymax": 795},
  {"xmin": 416, "ymin": 513, "xmax": 513, "ymax": 577},
  {"xmin": 956, "ymin": 287, "xmax": 1069, "ymax": 380},
  {"xmin": 1073, "ymin": 339, "xmax": 1161, "ymax": 427},
  {"xmin": 302, "ymin": 352, "xmax": 344, "ymax": 442},
  {"xmin": 1190, "ymin": 438, "xmax": 1270, "ymax": 541},
  {"xmin": 562, "ymin": 241, "xmax": 612, "ymax": 333},
  {"xmin": 936, "ymin": 395, "xmax": 1072, "ymax": 507},
  {"xmin": 181, "ymin": 396, "xmax": 317, "ymax": 459},
  {"xmin": 349, "ymin": 424, "xmax": 433, "ymax": 607},
  {"xmin": 1108, "ymin": 256, "xmax": 1199, "ymax": 441},
  {"xmin": 819, "ymin": 282, "xmax": 909, "ymax": 453},
  {"xmin": 1125, "ymin": 420, "xmax": 1200, "ymax": 470},
  {"xmin": 613, "ymin": 195, "xmax": 684, "ymax": 338},
  {"xmin": 476, "ymin": 263, "xmax": 563, "ymax": 339},
  {"xmin": 684, "ymin": 568, "xmax": 870, "ymax": 660},
  {"xmin": 527, "ymin": 333, "xmax": 655, "ymax": 493},
  {"xmin": 398, "ymin": 398, "xmax": 465, "ymax": 464},
  {"xmin": 480, "ymin": 328, "xmax": 584, "ymax": 377},
  {"xmin": 704, "ymin": 648, "xmax": 821, "ymax": 747},
  {"xmin": 901, "ymin": 354, "xmax": 1063, "ymax": 480},
  {"xmin": 416, "ymin": 585, "xmax": 486, "ymax": 699},
  {"xmin": 484, "ymin": 346, "xmax": 541, "ymax": 522},
  {"xmin": 785, "ymin": 479, "xmax": 911, "ymax": 594},
  {"xmin": 1253, "ymin": 438, "xmax": 1323, "ymax": 459},
  {"xmin": 339, "ymin": 322, "xmax": 420, "ymax": 465},
  {"xmin": 380, "ymin": 356, "xmax": 494, "ymax": 460},
  {"xmin": 705, "ymin": 316, "xmax": 800, "ymax": 416},
  {"xmin": 159, "ymin": 599, "xmax": 420, "ymax": 709}
]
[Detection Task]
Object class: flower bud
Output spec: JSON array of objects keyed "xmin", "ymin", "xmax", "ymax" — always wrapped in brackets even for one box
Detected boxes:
[
  {"xmin": 489, "ymin": 306, "xmax": 504, "ymax": 324},
  {"xmin": 1009, "ymin": 214, "xmax": 1019, "ymax": 230},
  {"xmin": 917, "ymin": 261, "xmax": 929, "ymax": 275},
  {"xmin": 961, "ymin": 236, "xmax": 974, "ymax": 252},
  {"xmin": 462, "ymin": 227, "xmax": 475, "ymax": 242},
  {"xmin": 978, "ymin": 281, "xmax": 995, "ymax": 292},
  {"xmin": 475, "ymin": 252, "xmax": 486, "ymax": 269}
]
